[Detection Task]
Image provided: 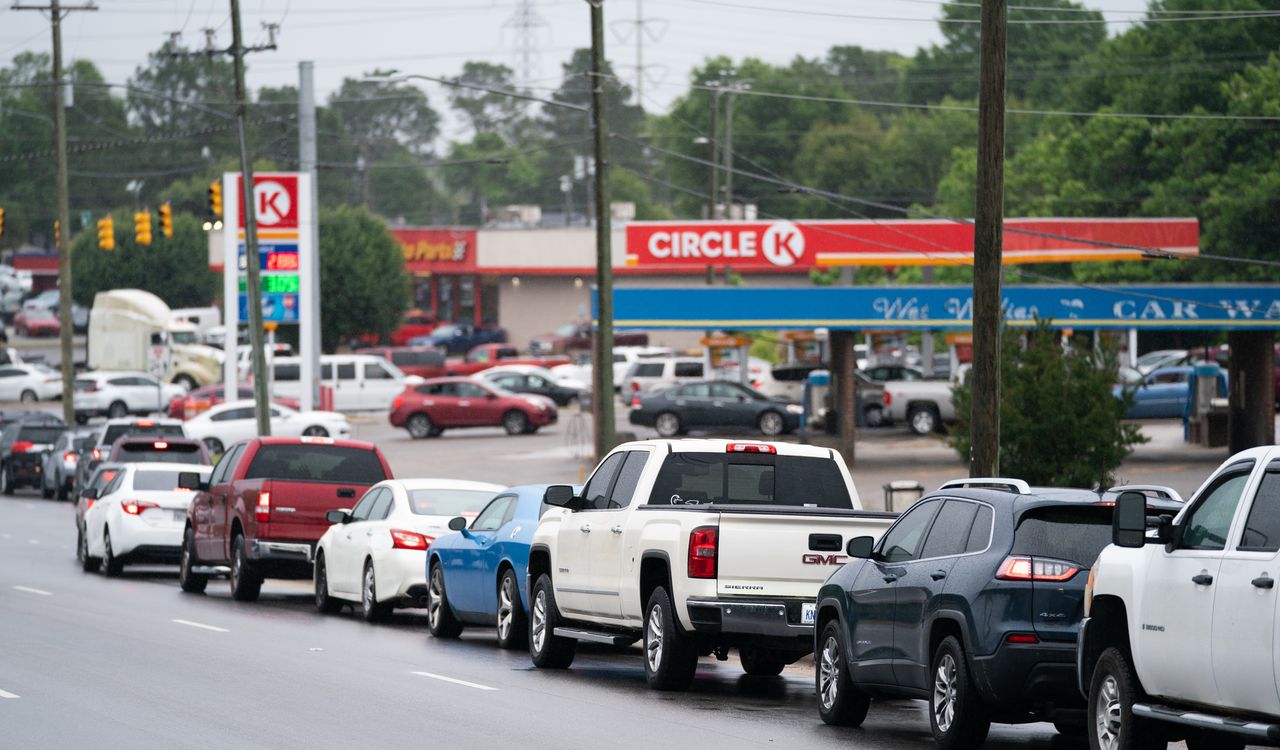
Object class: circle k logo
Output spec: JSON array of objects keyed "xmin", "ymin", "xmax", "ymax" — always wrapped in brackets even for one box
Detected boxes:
[{"xmin": 762, "ymin": 221, "xmax": 805, "ymax": 267}]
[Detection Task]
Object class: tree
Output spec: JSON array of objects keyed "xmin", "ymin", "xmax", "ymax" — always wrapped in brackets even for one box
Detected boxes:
[
  {"xmin": 447, "ymin": 61, "xmax": 530, "ymax": 139},
  {"xmin": 70, "ymin": 211, "xmax": 217, "ymax": 308},
  {"xmin": 950, "ymin": 321, "xmax": 1146, "ymax": 487},
  {"xmin": 317, "ymin": 205, "xmax": 409, "ymax": 350}
]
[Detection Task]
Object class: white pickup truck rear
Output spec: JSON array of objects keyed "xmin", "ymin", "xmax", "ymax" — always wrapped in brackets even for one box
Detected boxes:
[{"xmin": 527, "ymin": 438, "xmax": 896, "ymax": 690}]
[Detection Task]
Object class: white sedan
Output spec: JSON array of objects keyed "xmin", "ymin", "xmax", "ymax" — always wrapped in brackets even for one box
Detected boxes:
[
  {"xmin": 81, "ymin": 463, "xmax": 211, "ymax": 576},
  {"xmin": 0, "ymin": 364, "xmax": 62, "ymax": 403},
  {"xmin": 314, "ymin": 478, "xmax": 503, "ymax": 622},
  {"xmin": 183, "ymin": 399, "xmax": 351, "ymax": 454}
]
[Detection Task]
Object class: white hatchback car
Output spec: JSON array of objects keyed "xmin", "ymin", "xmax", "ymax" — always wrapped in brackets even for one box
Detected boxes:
[
  {"xmin": 314, "ymin": 478, "xmax": 504, "ymax": 622},
  {"xmin": 73, "ymin": 371, "xmax": 185, "ymax": 422},
  {"xmin": 183, "ymin": 400, "xmax": 352, "ymax": 454},
  {"xmin": 81, "ymin": 463, "xmax": 212, "ymax": 576}
]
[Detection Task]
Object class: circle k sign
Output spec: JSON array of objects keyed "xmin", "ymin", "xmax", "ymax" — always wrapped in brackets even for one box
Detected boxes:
[
  {"xmin": 631, "ymin": 220, "xmax": 812, "ymax": 269},
  {"xmin": 237, "ymin": 174, "xmax": 300, "ymax": 229},
  {"xmin": 761, "ymin": 221, "xmax": 805, "ymax": 267}
]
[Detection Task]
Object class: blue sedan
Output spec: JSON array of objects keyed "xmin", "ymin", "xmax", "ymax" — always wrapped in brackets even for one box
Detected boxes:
[{"xmin": 426, "ymin": 484, "xmax": 575, "ymax": 649}]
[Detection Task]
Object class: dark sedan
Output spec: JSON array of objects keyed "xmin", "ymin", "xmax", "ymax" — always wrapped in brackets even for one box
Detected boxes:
[{"xmin": 628, "ymin": 380, "xmax": 801, "ymax": 437}]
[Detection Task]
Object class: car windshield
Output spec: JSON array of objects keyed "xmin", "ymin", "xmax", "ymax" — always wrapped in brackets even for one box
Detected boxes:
[
  {"xmin": 102, "ymin": 423, "xmax": 184, "ymax": 445},
  {"xmin": 1012, "ymin": 506, "xmax": 1114, "ymax": 568},
  {"xmin": 115, "ymin": 442, "xmax": 205, "ymax": 464},
  {"xmin": 133, "ymin": 469, "xmax": 200, "ymax": 491},
  {"xmin": 646, "ymin": 452, "xmax": 852, "ymax": 509},
  {"xmin": 25, "ymin": 308, "xmax": 54, "ymax": 320},
  {"xmin": 243, "ymin": 444, "xmax": 386, "ymax": 484},
  {"xmin": 407, "ymin": 489, "xmax": 498, "ymax": 517}
]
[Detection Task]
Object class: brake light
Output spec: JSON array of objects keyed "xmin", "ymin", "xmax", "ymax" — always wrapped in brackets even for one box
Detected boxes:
[
  {"xmin": 255, "ymin": 491, "xmax": 270, "ymax": 522},
  {"xmin": 995, "ymin": 555, "xmax": 1079, "ymax": 582},
  {"xmin": 122, "ymin": 499, "xmax": 160, "ymax": 516},
  {"xmin": 153, "ymin": 441, "xmax": 168, "ymax": 450},
  {"xmin": 688, "ymin": 525, "xmax": 718, "ymax": 579},
  {"xmin": 883, "ymin": 391, "xmax": 892, "ymax": 406},
  {"xmin": 726, "ymin": 442, "xmax": 776, "ymax": 454},
  {"xmin": 11, "ymin": 441, "xmax": 32, "ymax": 454},
  {"xmin": 630, "ymin": 382, "xmax": 639, "ymax": 392},
  {"xmin": 392, "ymin": 395, "xmax": 404, "ymax": 410},
  {"xmin": 85, "ymin": 498, "xmax": 95, "ymax": 510},
  {"xmin": 299, "ymin": 436, "xmax": 334, "ymax": 445},
  {"xmin": 1006, "ymin": 633, "xmax": 1040, "ymax": 645},
  {"xmin": 92, "ymin": 448, "xmax": 101, "ymax": 460},
  {"xmin": 63, "ymin": 451, "xmax": 77, "ymax": 462},
  {"xmin": 390, "ymin": 529, "xmax": 432, "ymax": 550},
  {"xmin": 630, "ymin": 395, "xmax": 641, "ymax": 408},
  {"xmin": 138, "ymin": 421, "xmax": 154, "ymax": 427}
]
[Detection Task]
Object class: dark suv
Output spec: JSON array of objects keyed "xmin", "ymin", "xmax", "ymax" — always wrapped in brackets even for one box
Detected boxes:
[
  {"xmin": 0, "ymin": 415, "xmax": 67, "ymax": 495},
  {"xmin": 814, "ymin": 478, "xmax": 1118, "ymax": 749}
]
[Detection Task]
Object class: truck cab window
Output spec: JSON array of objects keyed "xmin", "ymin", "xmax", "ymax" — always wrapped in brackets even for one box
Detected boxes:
[
  {"xmin": 1180, "ymin": 463, "xmax": 1254, "ymax": 550},
  {"xmin": 1240, "ymin": 464, "xmax": 1280, "ymax": 552},
  {"xmin": 583, "ymin": 452, "xmax": 627, "ymax": 510}
]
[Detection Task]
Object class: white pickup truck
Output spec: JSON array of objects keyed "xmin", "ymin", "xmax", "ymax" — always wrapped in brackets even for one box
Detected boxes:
[
  {"xmin": 1079, "ymin": 446, "xmax": 1280, "ymax": 750},
  {"xmin": 881, "ymin": 367, "xmax": 967, "ymax": 434},
  {"xmin": 527, "ymin": 438, "xmax": 897, "ymax": 690}
]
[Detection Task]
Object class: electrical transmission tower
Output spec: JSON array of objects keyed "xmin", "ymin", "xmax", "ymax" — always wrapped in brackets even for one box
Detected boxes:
[
  {"xmin": 610, "ymin": 0, "xmax": 667, "ymax": 105},
  {"xmin": 503, "ymin": 0, "xmax": 548, "ymax": 89}
]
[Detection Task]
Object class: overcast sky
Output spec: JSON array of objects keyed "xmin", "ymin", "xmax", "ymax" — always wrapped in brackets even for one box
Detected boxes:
[{"xmin": 2, "ymin": 0, "xmax": 1153, "ymax": 139}]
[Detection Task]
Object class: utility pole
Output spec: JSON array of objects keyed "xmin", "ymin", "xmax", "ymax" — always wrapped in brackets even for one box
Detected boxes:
[
  {"xmin": 298, "ymin": 61, "xmax": 321, "ymax": 414},
  {"xmin": 706, "ymin": 85, "xmax": 719, "ymax": 220},
  {"xmin": 721, "ymin": 80, "xmax": 749, "ymax": 219},
  {"xmin": 13, "ymin": 0, "xmax": 97, "ymax": 424},
  {"xmin": 588, "ymin": 0, "xmax": 616, "ymax": 462},
  {"xmin": 969, "ymin": 0, "xmax": 1007, "ymax": 477}
]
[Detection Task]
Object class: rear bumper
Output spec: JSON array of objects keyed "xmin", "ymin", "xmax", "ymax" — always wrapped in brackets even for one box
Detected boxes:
[
  {"xmin": 972, "ymin": 638, "xmax": 1083, "ymax": 712},
  {"xmin": 377, "ymin": 549, "xmax": 429, "ymax": 602},
  {"xmin": 114, "ymin": 516, "xmax": 185, "ymax": 557},
  {"xmin": 6, "ymin": 456, "xmax": 43, "ymax": 486},
  {"xmin": 250, "ymin": 539, "xmax": 313, "ymax": 563},
  {"xmin": 685, "ymin": 597, "xmax": 815, "ymax": 651}
]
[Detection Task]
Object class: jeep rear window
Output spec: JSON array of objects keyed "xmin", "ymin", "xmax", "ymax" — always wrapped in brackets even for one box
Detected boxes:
[
  {"xmin": 244, "ymin": 444, "xmax": 386, "ymax": 485},
  {"xmin": 102, "ymin": 423, "xmax": 184, "ymax": 445},
  {"xmin": 1012, "ymin": 506, "xmax": 1113, "ymax": 567},
  {"xmin": 17, "ymin": 426, "xmax": 63, "ymax": 444},
  {"xmin": 647, "ymin": 452, "xmax": 852, "ymax": 509}
]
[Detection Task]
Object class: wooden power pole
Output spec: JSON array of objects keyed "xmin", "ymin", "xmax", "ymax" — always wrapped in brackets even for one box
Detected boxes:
[
  {"xmin": 969, "ymin": 0, "xmax": 1008, "ymax": 477},
  {"xmin": 588, "ymin": 0, "xmax": 617, "ymax": 462}
]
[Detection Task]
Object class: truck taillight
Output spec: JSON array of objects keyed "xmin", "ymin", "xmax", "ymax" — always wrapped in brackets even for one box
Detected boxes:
[
  {"xmin": 688, "ymin": 525, "xmax": 718, "ymax": 579},
  {"xmin": 883, "ymin": 391, "xmax": 892, "ymax": 406},
  {"xmin": 122, "ymin": 499, "xmax": 159, "ymax": 516},
  {"xmin": 390, "ymin": 529, "xmax": 431, "ymax": 550},
  {"xmin": 255, "ymin": 492, "xmax": 271, "ymax": 522},
  {"xmin": 995, "ymin": 555, "xmax": 1079, "ymax": 582},
  {"xmin": 726, "ymin": 442, "xmax": 776, "ymax": 454}
]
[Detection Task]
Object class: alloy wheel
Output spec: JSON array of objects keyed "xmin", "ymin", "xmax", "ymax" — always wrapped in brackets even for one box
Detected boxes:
[
  {"xmin": 498, "ymin": 575, "xmax": 515, "ymax": 641},
  {"xmin": 646, "ymin": 603, "xmax": 664, "ymax": 672},
  {"xmin": 760, "ymin": 412, "xmax": 783, "ymax": 435},
  {"xmin": 1095, "ymin": 674, "xmax": 1122, "ymax": 750},
  {"xmin": 933, "ymin": 653, "xmax": 958, "ymax": 732},
  {"xmin": 428, "ymin": 567, "xmax": 444, "ymax": 629},
  {"xmin": 819, "ymin": 635, "xmax": 840, "ymax": 711},
  {"xmin": 362, "ymin": 565, "xmax": 376, "ymax": 616},
  {"xmin": 531, "ymin": 590, "xmax": 547, "ymax": 653},
  {"xmin": 655, "ymin": 413, "xmax": 679, "ymax": 437}
]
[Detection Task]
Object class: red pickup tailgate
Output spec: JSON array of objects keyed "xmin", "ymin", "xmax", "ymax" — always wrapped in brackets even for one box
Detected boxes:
[{"xmin": 256, "ymin": 479, "xmax": 372, "ymax": 543}]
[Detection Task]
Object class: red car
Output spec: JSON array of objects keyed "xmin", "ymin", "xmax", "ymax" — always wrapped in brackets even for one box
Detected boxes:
[
  {"xmin": 442, "ymin": 343, "xmax": 571, "ymax": 377},
  {"xmin": 356, "ymin": 346, "xmax": 449, "ymax": 379},
  {"xmin": 167, "ymin": 383, "xmax": 301, "ymax": 419},
  {"xmin": 389, "ymin": 376, "xmax": 557, "ymax": 438},
  {"xmin": 15, "ymin": 307, "xmax": 60, "ymax": 337}
]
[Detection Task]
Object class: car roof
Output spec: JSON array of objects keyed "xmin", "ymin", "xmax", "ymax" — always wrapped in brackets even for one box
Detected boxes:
[
  {"xmin": 254, "ymin": 435, "xmax": 377, "ymax": 450},
  {"xmin": 921, "ymin": 484, "xmax": 1112, "ymax": 515},
  {"xmin": 381, "ymin": 478, "xmax": 505, "ymax": 493},
  {"xmin": 128, "ymin": 461, "xmax": 211, "ymax": 473},
  {"xmin": 614, "ymin": 438, "xmax": 834, "ymax": 458},
  {"xmin": 79, "ymin": 371, "xmax": 152, "ymax": 380},
  {"xmin": 103, "ymin": 417, "xmax": 182, "ymax": 426},
  {"xmin": 113, "ymin": 434, "xmax": 201, "ymax": 445}
]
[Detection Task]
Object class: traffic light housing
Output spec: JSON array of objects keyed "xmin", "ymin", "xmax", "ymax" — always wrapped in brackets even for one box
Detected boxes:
[
  {"xmin": 54, "ymin": 220, "xmax": 60, "ymax": 248},
  {"xmin": 159, "ymin": 202, "xmax": 173, "ymax": 239},
  {"xmin": 134, "ymin": 210, "xmax": 152, "ymax": 246},
  {"xmin": 0, "ymin": 208, "xmax": 5, "ymax": 238},
  {"xmin": 97, "ymin": 215, "xmax": 115, "ymax": 250},
  {"xmin": 208, "ymin": 181, "xmax": 223, "ymax": 218}
]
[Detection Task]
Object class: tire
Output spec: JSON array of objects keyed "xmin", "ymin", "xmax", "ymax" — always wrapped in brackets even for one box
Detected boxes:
[
  {"xmin": 19, "ymin": 389, "xmax": 36, "ymax": 404},
  {"xmin": 502, "ymin": 410, "xmax": 529, "ymax": 436},
  {"xmin": 739, "ymin": 647, "xmax": 786, "ymax": 676},
  {"xmin": 107, "ymin": 401, "xmax": 128, "ymax": 419},
  {"xmin": 816, "ymin": 620, "xmax": 871, "ymax": 727},
  {"xmin": 178, "ymin": 527, "xmax": 208, "ymax": 594},
  {"xmin": 56, "ymin": 478, "xmax": 68, "ymax": 502},
  {"xmin": 428, "ymin": 426, "xmax": 444, "ymax": 437},
  {"xmin": 173, "ymin": 374, "xmax": 197, "ymax": 392},
  {"xmin": 863, "ymin": 403, "xmax": 885, "ymax": 428},
  {"xmin": 908, "ymin": 404, "xmax": 940, "ymax": 435},
  {"xmin": 642, "ymin": 586, "xmax": 699, "ymax": 691},
  {"xmin": 360, "ymin": 559, "xmax": 392, "ymax": 623},
  {"xmin": 78, "ymin": 525, "xmax": 99, "ymax": 572},
  {"xmin": 496, "ymin": 567, "xmax": 528, "ymax": 650},
  {"xmin": 426, "ymin": 562, "xmax": 463, "ymax": 638},
  {"xmin": 302, "ymin": 425, "xmax": 329, "ymax": 438},
  {"xmin": 313, "ymin": 552, "xmax": 342, "ymax": 614},
  {"xmin": 528, "ymin": 574, "xmax": 575, "ymax": 668},
  {"xmin": 406, "ymin": 413, "xmax": 433, "ymax": 440},
  {"xmin": 202, "ymin": 437, "xmax": 225, "ymax": 456},
  {"xmin": 229, "ymin": 534, "xmax": 262, "ymax": 602},
  {"xmin": 1088, "ymin": 647, "xmax": 1165, "ymax": 750},
  {"xmin": 929, "ymin": 635, "xmax": 990, "ymax": 750},
  {"xmin": 654, "ymin": 411, "xmax": 681, "ymax": 438},
  {"xmin": 0, "ymin": 465, "xmax": 11, "ymax": 496},
  {"xmin": 101, "ymin": 527, "xmax": 124, "ymax": 577},
  {"xmin": 757, "ymin": 410, "xmax": 785, "ymax": 437},
  {"xmin": 40, "ymin": 477, "xmax": 53, "ymax": 499}
]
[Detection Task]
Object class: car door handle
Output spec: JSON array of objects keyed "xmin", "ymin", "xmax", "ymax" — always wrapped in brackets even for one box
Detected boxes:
[
  {"xmin": 1253, "ymin": 575, "xmax": 1275, "ymax": 590},
  {"xmin": 611, "ymin": 525, "xmax": 623, "ymax": 534},
  {"xmin": 1192, "ymin": 573, "xmax": 1214, "ymax": 586},
  {"xmin": 337, "ymin": 488, "xmax": 356, "ymax": 499},
  {"xmin": 882, "ymin": 574, "xmax": 899, "ymax": 583},
  {"xmin": 579, "ymin": 524, "xmax": 591, "ymax": 533},
  {"xmin": 930, "ymin": 570, "xmax": 948, "ymax": 581}
]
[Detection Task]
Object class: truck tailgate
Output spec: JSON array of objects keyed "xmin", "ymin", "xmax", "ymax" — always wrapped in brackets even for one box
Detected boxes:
[
  {"xmin": 714, "ymin": 507, "xmax": 896, "ymax": 599},
  {"xmin": 260, "ymin": 479, "xmax": 367, "ymax": 543}
]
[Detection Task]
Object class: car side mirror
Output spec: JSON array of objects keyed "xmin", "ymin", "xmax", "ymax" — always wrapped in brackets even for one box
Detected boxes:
[
  {"xmin": 177, "ymin": 471, "xmax": 208, "ymax": 492},
  {"xmin": 1113, "ymin": 491, "xmax": 1149, "ymax": 548},
  {"xmin": 82, "ymin": 488, "xmax": 99, "ymax": 501},
  {"xmin": 325, "ymin": 509, "xmax": 351, "ymax": 525},
  {"xmin": 543, "ymin": 484, "xmax": 576, "ymax": 507},
  {"xmin": 846, "ymin": 536, "xmax": 875, "ymax": 559},
  {"xmin": 448, "ymin": 516, "xmax": 467, "ymax": 531}
]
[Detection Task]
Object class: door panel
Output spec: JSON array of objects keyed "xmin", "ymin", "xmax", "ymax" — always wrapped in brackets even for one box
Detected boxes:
[{"xmin": 848, "ymin": 562, "xmax": 899, "ymax": 686}]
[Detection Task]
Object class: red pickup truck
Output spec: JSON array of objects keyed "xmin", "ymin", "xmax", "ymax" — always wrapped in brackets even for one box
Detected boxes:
[
  {"xmin": 442, "ymin": 343, "xmax": 570, "ymax": 377},
  {"xmin": 177, "ymin": 436, "xmax": 393, "ymax": 601}
]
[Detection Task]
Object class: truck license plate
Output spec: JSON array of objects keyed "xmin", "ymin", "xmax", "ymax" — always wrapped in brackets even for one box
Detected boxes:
[{"xmin": 801, "ymin": 602, "xmax": 816, "ymax": 625}]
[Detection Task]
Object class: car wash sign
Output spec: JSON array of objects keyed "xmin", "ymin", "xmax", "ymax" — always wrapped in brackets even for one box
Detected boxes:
[{"xmin": 624, "ymin": 218, "xmax": 1200, "ymax": 269}]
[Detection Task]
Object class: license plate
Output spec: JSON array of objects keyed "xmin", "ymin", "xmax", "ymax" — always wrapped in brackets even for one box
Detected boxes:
[{"xmin": 801, "ymin": 602, "xmax": 817, "ymax": 625}]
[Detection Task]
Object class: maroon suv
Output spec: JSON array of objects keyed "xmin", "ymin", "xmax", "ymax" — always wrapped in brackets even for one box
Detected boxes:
[{"xmin": 389, "ymin": 376, "xmax": 557, "ymax": 439}]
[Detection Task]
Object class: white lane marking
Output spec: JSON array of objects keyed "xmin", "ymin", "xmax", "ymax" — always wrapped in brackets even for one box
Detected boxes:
[
  {"xmin": 0, "ymin": 688, "xmax": 19, "ymax": 699},
  {"xmin": 171, "ymin": 619, "xmax": 228, "ymax": 633},
  {"xmin": 410, "ymin": 671, "xmax": 498, "ymax": 691},
  {"xmin": 12, "ymin": 586, "xmax": 51, "ymax": 596}
]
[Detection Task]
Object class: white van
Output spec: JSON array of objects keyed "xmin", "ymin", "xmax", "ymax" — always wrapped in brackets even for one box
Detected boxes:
[{"xmin": 268, "ymin": 354, "xmax": 420, "ymax": 412}]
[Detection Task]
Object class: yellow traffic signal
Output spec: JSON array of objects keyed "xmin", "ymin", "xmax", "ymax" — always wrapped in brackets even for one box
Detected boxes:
[
  {"xmin": 159, "ymin": 201, "xmax": 173, "ymax": 239},
  {"xmin": 54, "ymin": 219, "xmax": 60, "ymax": 248},
  {"xmin": 0, "ymin": 208, "xmax": 5, "ymax": 238},
  {"xmin": 208, "ymin": 181, "xmax": 223, "ymax": 217},
  {"xmin": 134, "ymin": 210, "xmax": 152, "ymax": 246},
  {"xmin": 97, "ymin": 215, "xmax": 115, "ymax": 251}
]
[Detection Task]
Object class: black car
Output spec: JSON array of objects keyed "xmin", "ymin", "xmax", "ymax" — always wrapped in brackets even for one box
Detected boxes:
[
  {"xmin": 629, "ymin": 380, "xmax": 801, "ymax": 437},
  {"xmin": 0, "ymin": 414, "xmax": 68, "ymax": 495},
  {"xmin": 814, "ymin": 478, "xmax": 1117, "ymax": 748},
  {"xmin": 481, "ymin": 369, "xmax": 582, "ymax": 407}
]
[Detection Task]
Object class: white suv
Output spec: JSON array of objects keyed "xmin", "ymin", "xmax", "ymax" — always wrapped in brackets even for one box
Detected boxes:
[
  {"xmin": 620, "ymin": 356, "xmax": 705, "ymax": 397},
  {"xmin": 73, "ymin": 371, "xmax": 185, "ymax": 423}
]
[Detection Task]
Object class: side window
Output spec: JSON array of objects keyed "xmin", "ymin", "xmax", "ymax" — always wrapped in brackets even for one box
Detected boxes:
[
  {"xmin": 350, "ymin": 488, "xmax": 383, "ymax": 522},
  {"xmin": 582, "ymin": 452, "xmax": 627, "ymax": 509},
  {"xmin": 920, "ymin": 500, "xmax": 980, "ymax": 559},
  {"xmin": 337, "ymin": 363, "xmax": 357, "ymax": 381},
  {"xmin": 604, "ymin": 451, "xmax": 648, "ymax": 510},
  {"xmin": 674, "ymin": 362, "xmax": 703, "ymax": 378},
  {"xmin": 321, "ymin": 363, "xmax": 333, "ymax": 379},
  {"xmin": 368, "ymin": 490, "xmax": 393, "ymax": 521},
  {"xmin": 274, "ymin": 364, "xmax": 300, "ymax": 382},
  {"xmin": 679, "ymin": 384, "xmax": 710, "ymax": 398},
  {"xmin": 364, "ymin": 363, "xmax": 392, "ymax": 380},
  {"xmin": 965, "ymin": 505, "xmax": 994, "ymax": 553},
  {"xmin": 1180, "ymin": 462, "xmax": 1255, "ymax": 550},
  {"xmin": 473, "ymin": 496, "xmax": 516, "ymax": 531},
  {"xmin": 1240, "ymin": 462, "xmax": 1280, "ymax": 552},
  {"xmin": 879, "ymin": 501, "xmax": 942, "ymax": 563},
  {"xmin": 457, "ymin": 383, "xmax": 487, "ymax": 399},
  {"xmin": 209, "ymin": 445, "xmax": 242, "ymax": 486}
]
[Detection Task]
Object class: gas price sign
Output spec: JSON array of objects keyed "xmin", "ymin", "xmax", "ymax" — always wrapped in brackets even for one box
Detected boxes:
[
  {"xmin": 239, "ymin": 275, "xmax": 301, "ymax": 294},
  {"xmin": 237, "ymin": 244, "xmax": 299, "ymax": 271}
]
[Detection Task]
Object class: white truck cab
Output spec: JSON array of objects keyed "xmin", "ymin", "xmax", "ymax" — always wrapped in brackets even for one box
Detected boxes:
[{"xmin": 1080, "ymin": 446, "xmax": 1280, "ymax": 749}]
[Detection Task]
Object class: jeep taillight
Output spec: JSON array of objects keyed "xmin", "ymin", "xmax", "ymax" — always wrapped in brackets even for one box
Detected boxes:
[
  {"xmin": 390, "ymin": 529, "xmax": 431, "ymax": 550},
  {"xmin": 995, "ymin": 555, "xmax": 1079, "ymax": 582},
  {"xmin": 688, "ymin": 525, "xmax": 718, "ymax": 579},
  {"xmin": 255, "ymin": 491, "xmax": 270, "ymax": 523}
]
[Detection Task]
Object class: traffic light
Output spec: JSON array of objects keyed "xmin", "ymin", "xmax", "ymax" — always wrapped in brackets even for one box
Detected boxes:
[
  {"xmin": 134, "ymin": 210, "xmax": 152, "ymax": 246},
  {"xmin": 54, "ymin": 220, "xmax": 60, "ymax": 248},
  {"xmin": 208, "ymin": 181, "xmax": 223, "ymax": 217},
  {"xmin": 97, "ymin": 215, "xmax": 115, "ymax": 251},
  {"xmin": 0, "ymin": 208, "xmax": 5, "ymax": 238},
  {"xmin": 159, "ymin": 201, "xmax": 173, "ymax": 239}
]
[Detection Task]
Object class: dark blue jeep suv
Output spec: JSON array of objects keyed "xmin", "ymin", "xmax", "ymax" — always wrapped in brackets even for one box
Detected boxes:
[{"xmin": 814, "ymin": 478, "xmax": 1117, "ymax": 749}]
